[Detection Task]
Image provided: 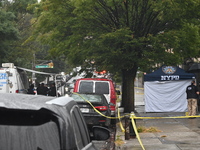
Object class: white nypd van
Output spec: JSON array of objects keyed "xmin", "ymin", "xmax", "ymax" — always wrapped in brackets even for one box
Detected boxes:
[{"xmin": 0, "ymin": 63, "xmax": 29, "ymax": 94}]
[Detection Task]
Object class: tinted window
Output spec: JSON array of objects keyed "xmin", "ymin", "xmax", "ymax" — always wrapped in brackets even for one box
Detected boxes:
[
  {"xmin": 17, "ymin": 69, "xmax": 29, "ymax": 89},
  {"xmin": 79, "ymin": 81, "xmax": 93, "ymax": 93},
  {"xmin": 95, "ymin": 82, "xmax": 109, "ymax": 94},
  {"xmin": 0, "ymin": 109, "xmax": 61, "ymax": 150}
]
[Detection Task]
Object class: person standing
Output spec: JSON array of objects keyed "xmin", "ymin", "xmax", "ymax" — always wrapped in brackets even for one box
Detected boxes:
[
  {"xmin": 186, "ymin": 80, "xmax": 199, "ymax": 118},
  {"xmin": 37, "ymin": 84, "xmax": 41, "ymax": 95},
  {"xmin": 42, "ymin": 83, "xmax": 49, "ymax": 96},
  {"xmin": 27, "ymin": 84, "xmax": 35, "ymax": 95},
  {"xmin": 48, "ymin": 83, "xmax": 57, "ymax": 97},
  {"xmin": 37, "ymin": 83, "xmax": 49, "ymax": 96}
]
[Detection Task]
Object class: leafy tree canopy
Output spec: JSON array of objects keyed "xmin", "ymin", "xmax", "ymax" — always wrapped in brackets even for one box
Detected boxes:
[
  {"xmin": 31, "ymin": 0, "xmax": 200, "ymax": 73},
  {"xmin": 0, "ymin": 6, "xmax": 19, "ymax": 63},
  {"xmin": 30, "ymin": 0, "xmax": 200, "ymax": 112},
  {"xmin": 0, "ymin": 10, "xmax": 18, "ymax": 42},
  {"xmin": 0, "ymin": 0, "xmax": 37, "ymax": 66}
]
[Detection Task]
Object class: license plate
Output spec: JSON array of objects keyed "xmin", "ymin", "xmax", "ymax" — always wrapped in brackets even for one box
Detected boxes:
[{"xmin": 80, "ymin": 108, "xmax": 89, "ymax": 113}]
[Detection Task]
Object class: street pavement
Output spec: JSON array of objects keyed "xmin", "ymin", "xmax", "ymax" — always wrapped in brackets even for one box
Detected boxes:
[{"xmin": 115, "ymin": 87, "xmax": 200, "ymax": 150}]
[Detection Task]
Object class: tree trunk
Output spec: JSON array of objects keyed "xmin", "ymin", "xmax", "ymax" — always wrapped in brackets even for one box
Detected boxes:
[{"xmin": 121, "ymin": 67, "xmax": 137, "ymax": 113}]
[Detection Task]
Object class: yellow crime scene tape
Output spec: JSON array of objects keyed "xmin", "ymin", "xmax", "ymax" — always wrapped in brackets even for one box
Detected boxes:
[
  {"xmin": 130, "ymin": 112, "xmax": 145, "ymax": 150},
  {"xmin": 129, "ymin": 113, "xmax": 200, "ymax": 150},
  {"xmin": 73, "ymin": 93, "xmax": 200, "ymax": 150},
  {"xmin": 117, "ymin": 107, "xmax": 125, "ymax": 133}
]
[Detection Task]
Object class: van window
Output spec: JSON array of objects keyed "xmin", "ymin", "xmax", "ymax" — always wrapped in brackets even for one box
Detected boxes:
[
  {"xmin": 79, "ymin": 81, "xmax": 93, "ymax": 93},
  {"xmin": 95, "ymin": 82, "xmax": 109, "ymax": 94},
  {"xmin": 79, "ymin": 81, "xmax": 109, "ymax": 94},
  {"xmin": 17, "ymin": 69, "xmax": 29, "ymax": 89}
]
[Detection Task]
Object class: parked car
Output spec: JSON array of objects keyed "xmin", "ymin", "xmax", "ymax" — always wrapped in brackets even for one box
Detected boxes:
[
  {"xmin": 70, "ymin": 93, "xmax": 111, "ymax": 129},
  {"xmin": 73, "ymin": 78, "xmax": 118, "ymax": 117},
  {"xmin": 0, "ymin": 93, "xmax": 110, "ymax": 150}
]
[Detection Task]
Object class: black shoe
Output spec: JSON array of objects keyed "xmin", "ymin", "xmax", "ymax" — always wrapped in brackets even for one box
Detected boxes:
[{"xmin": 189, "ymin": 117, "xmax": 196, "ymax": 119}]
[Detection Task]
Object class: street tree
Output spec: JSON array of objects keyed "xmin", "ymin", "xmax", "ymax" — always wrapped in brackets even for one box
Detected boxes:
[
  {"xmin": 0, "ymin": 3, "xmax": 19, "ymax": 64},
  {"xmin": 0, "ymin": 0, "xmax": 38, "ymax": 68},
  {"xmin": 30, "ymin": 0, "xmax": 200, "ymax": 112},
  {"xmin": 3, "ymin": 0, "xmax": 38, "ymax": 68}
]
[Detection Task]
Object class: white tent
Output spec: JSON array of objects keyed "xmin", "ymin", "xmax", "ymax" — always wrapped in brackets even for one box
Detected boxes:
[{"xmin": 144, "ymin": 66, "xmax": 195, "ymax": 112}]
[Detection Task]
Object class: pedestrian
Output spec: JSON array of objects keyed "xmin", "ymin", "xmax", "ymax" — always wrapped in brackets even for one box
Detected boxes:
[
  {"xmin": 37, "ymin": 83, "xmax": 41, "ymax": 95},
  {"xmin": 27, "ymin": 84, "xmax": 35, "ymax": 95},
  {"xmin": 48, "ymin": 83, "xmax": 57, "ymax": 97},
  {"xmin": 42, "ymin": 83, "xmax": 49, "ymax": 96},
  {"xmin": 186, "ymin": 80, "xmax": 199, "ymax": 118},
  {"xmin": 37, "ymin": 83, "xmax": 49, "ymax": 96}
]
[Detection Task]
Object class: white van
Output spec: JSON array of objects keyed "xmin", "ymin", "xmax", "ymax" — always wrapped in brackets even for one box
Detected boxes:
[{"xmin": 0, "ymin": 63, "xmax": 29, "ymax": 94}]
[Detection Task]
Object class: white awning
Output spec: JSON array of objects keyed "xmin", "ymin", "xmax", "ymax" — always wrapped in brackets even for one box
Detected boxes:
[{"xmin": 16, "ymin": 66, "xmax": 56, "ymax": 75}]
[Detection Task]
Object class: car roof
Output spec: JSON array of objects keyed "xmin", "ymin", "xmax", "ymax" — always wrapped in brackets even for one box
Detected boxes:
[
  {"xmin": 76, "ymin": 78, "xmax": 112, "ymax": 82},
  {"xmin": 0, "ymin": 93, "xmax": 75, "ymax": 114}
]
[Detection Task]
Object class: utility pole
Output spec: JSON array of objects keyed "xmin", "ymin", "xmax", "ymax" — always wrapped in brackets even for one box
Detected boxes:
[{"xmin": 32, "ymin": 53, "xmax": 36, "ymax": 86}]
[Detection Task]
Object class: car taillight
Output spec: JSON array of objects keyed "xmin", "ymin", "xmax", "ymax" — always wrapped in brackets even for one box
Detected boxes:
[
  {"xmin": 95, "ymin": 106, "xmax": 108, "ymax": 111},
  {"xmin": 99, "ymin": 120, "xmax": 106, "ymax": 122}
]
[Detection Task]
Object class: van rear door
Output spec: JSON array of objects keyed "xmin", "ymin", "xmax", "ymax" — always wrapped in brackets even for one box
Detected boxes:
[
  {"xmin": 78, "ymin": 80, "xmax": 110, "ymax": 103},
  {"xmin": 94, "ymin": 81, "xmax": 110, "ymax": 103}
]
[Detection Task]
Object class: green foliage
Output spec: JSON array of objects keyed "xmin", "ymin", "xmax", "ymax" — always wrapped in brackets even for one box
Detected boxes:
[
  {"xmin": 29, "ymin": 0, "xmax": 200, "ymax": 74},
  {"xmin": 0, "ymin": 10, "xmax": 18, "ymax": 42},
  {"xmin": 0, "ymin": 0, "xmax": 38, "ymax": 67},
  {"xmin": 4, "ymin": 0, "xmax": 37, "ymax": 15},
  {"xmin": 0, "ymin": 9, "xmax": 19, "ymax": 64}
]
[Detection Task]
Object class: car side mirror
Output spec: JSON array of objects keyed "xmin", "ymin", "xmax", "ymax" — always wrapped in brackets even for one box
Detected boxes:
[{"xmin": 92, "ymin": 126, "xmax": 110, "ymax": 140}]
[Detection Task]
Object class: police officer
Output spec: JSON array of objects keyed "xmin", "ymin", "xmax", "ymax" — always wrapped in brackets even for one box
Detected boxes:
[{"xmin": 186, "ymin": 80, "xmax": 199, "ymax": 118}]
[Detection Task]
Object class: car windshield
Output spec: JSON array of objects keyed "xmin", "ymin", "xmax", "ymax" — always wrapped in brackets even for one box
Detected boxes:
[{"xmin": 71, "ymin": 94, "xmax": 102, "ymax": 103}]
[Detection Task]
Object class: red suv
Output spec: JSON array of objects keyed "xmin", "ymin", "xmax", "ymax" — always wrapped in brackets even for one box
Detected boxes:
[{"xmin": 73, "ymin": 78, "xmax": 117, "ymax": 116}]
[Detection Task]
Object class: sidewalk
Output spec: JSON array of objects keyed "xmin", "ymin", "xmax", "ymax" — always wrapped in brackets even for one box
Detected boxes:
[{"xmin": 115, "ymin": 88, "xmax": 200, "ymax": 150}]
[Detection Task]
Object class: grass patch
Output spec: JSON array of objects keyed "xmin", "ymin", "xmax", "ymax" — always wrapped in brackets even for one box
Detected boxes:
[
  {"xmin": 115, "ymin": 135, "xmax": 125, "ymax": 146},
  {"xmin": 137, "ymin": 126, "xmax": 162, "ymax": 133}
]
